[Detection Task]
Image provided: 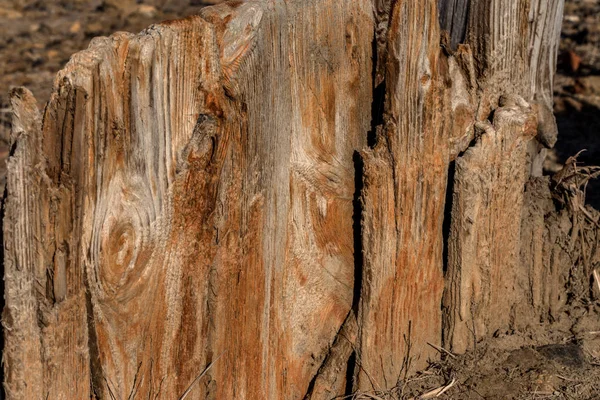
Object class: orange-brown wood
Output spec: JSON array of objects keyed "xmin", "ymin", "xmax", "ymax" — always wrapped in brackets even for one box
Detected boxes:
[{"xmin": 3, "ymin": 0, "xmax": 565, "ymax": 398}]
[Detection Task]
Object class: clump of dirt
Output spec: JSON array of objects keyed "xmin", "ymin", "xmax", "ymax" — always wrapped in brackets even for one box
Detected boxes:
[
  {"xmin": 397, "ymin": 331, "xmax": 600, "ymax": 400},
  {"xmin": 354, "ymin": 307, "xmax": 600, "ymax": 399}
]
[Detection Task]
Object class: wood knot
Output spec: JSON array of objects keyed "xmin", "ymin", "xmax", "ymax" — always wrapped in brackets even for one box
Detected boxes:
[{"xmin": 92, "ymin": 175, "xmax": 156, "ymax": 298}]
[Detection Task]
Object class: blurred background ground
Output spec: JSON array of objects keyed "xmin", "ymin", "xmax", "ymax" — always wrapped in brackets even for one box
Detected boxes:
[
  {"xmin": 553, "ymin": 0, "xmax": 600, "ymax": 209},
  {"xmin": 0, "ymin": 1, "xmax": 599, "ymax": 399}
]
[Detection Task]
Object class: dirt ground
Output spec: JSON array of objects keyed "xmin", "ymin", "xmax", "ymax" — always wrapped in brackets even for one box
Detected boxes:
[{"xmin": 0, "ymin": 0, "xmax": 599, "ymax": 399}]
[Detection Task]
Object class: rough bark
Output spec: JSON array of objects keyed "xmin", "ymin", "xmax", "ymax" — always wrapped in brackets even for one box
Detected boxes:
[{"xmin": 3, "ymin": 0, "xmax": 566, "ymax": 398}]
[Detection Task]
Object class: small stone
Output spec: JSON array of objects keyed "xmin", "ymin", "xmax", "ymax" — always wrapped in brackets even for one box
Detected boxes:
[
  {"xmin": 70, "ymin": 21, "xmax": 82, "ymax": 34},
  {"xmin": 567, "ymin": 50, "xmax": 582, "ymax": 73},
  {"xmin": 0, "ymin": 7, "xmax": 23, "ymax": 20},
  {"xmin": 135, "ymin": 5, "xmax": 157, "ymax": 19},
  {"xmin": 102, "ymin": 0, "xmax": 136, "ymax": 12},
  {"xmin": 86, "ymin": 22, "xmax": 104, "ymax": 37},
  {"xmin": 47, "ymin": 50, "xmax": 60, "ymax": 60},
  {"xmin": 564, "ymin": 15, "xmax": 580, "ymax": 23},
  {"xmin": 576, "ymin": 76, "xmax": 600, "ymax": 95}
]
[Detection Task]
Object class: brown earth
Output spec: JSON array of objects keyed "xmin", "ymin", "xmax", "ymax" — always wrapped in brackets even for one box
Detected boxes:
[{"xmin": 0, "ymin": 0, "xmax": 599, "ymax": 399}]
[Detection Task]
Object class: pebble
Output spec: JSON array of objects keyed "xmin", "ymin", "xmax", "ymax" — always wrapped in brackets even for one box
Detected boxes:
[
  {"xmin": 85, "ymin": 22, "xmax": 105, "ymax": 36},
  {"xmin": 47, "ymin": 49, "xmax": 59, "ymax": 60},
  {"xmin": 0, "ymin": 7, "xmax": 23, "ymax": 20},
  {"xmin": 576, "ymin": 76, "xmax": 600, "ymax": 95},
  {"xmin": 70, "ymin": 21, "xmax": 81, "ymax": 34},
  {"xmin": 135, "ymin": 5, "xmax": 157, "ymax": 19},
  {"xmin": 564, "ymin": 15, "xmax": 580, "ymax": 23}
]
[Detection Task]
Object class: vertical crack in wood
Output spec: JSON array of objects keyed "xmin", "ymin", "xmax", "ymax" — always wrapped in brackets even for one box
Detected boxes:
[
  {"xmin": 372, "ymin": 0, "xmax": 398, "ymax": 87},
  {"xmin": 442, "ymin": 161, "xmax": 456, "ymax": 278},
  {"xmin": 352, "ymin": 152, "xmax": 365, "ymax": 315},
  {"xmin": 437, "ymin": 0, "xmax": 471, "ymax": 50},
  {"xmin": 84, "ymin": 281, "xmax": 106, "ymax": 400},
  {"xmin": 301, "ymin": 311, "xmax": 358, "ymax": 400},
  {"xmin": 358, "ymin": 0, "xmax": 450, "ymax": 386},
  {"xmin": 368, "ymin": 6, "xmax": 390, "ymax": 148},
  {"xmin": 0, "ymin": 149, "xmax": 9, "ymax": 400},
  {"xmin": 306, "ymin": 4, "xmax": 387, "ymax": 393},
  {"xmin": 2, "ymin": 0, "xmax": 566, "ymax": 397},
  {"xmin": 443, "ymin": 97, "xmax": 539, "ymax": 353}
]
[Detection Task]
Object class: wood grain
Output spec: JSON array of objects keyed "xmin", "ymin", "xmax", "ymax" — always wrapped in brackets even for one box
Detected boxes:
[
  {"xmin": 3, "ymin": 0, "xmax": 374, "ymax": 398},
  {"xmin": 440, "ymin": 0, "xmax": 564, "ymax": 354},
  {"xmin": 3, "ymin": 0, "xmax": 566, "ymax": 397},
  {"xmin": 443, "ymin": 98, "xmax": 537, "ymax": 354}
]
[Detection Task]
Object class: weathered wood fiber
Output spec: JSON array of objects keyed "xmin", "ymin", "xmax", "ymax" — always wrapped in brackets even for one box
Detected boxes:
[
  {"xmin": 518, "ymin": 177, "xmax": 568, "ymax": 326},
  {"xmin": 440, "ymin": 0, "xmax": 564, "ymax": 355},
  {"xmin": 357, "ymin": 0, "xmax": 477, "ymax": 387},
  {"xmin": 359, "ymin": 0, "xmax": 564, "ymax": 383},
  {"xmin": 442, "ymin": 98, "xmax": 537, "ymax": 354},
  {"xmin": 3, "ymin": 0, "xmax": 567, "ymax": 397},
  {"xmin": 3, "ymin": 88, "xmax": 88, "ymax": 399},
  {"xmin": 527, "ymin": 0, "xmax": 565, "ymax": 110},
  {"xmin": 372, "ymin": 0, "xmax": 394, "ymax": 87},
  {"xmin": 305, "ymin": 312, "xmax": 358, "ymax": 400},
  {"xmin": 437, "ymin": 0, "xmax": 470, "ymax": 50},
  {"xmin": 3, "ymin": 1, "xmax": 373, "ymax": 398}
]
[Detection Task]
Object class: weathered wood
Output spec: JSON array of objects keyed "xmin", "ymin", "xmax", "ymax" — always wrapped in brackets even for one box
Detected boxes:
[
  {"xmin": 305, "ymin": 312, "xmax": 358, "ymax": 400},
  {"xmin": 359, "ymin": 0, "xmax": 564, "ymax": 383},
  {"xmin": 437, "ymin": 0, "xmax": 470, "ymax": 50},
  {"xmin": 441, "ymin": 0, "xmax": 564, "ymax": 354},
  {"xmin": 518, "ymin": 177, "xmax": 568, "ymax": 326},
  {"xmin": 3, "ymin": 1, "xmax": 373, "ymax": 398},
  {"xmin": 443, "ymin": 98, "xmax": 537, "ymax": 354},
  {"xmin": 358, "ymin": 0, "xmax": 455, "ymax": 386},
  {"xmin": 3, "ymin": 0, "xmax": 566, "ymax": 397}
]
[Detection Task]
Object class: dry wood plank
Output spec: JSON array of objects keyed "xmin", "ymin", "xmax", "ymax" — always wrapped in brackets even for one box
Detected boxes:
[{"xmin": 3, "ymin": 1, "xmax": 374, "ymax": 398}]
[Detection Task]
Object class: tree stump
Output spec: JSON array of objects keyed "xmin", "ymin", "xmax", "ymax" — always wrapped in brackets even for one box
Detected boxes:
[{"xmin": 3, "ymin": 0, "xmax": 565, "ymax": 398}]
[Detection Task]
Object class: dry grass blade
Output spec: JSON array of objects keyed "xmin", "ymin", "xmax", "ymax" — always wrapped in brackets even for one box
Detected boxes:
[
  {"xmin": 552, "ymin": 150, "xmax": 600, "ymax": 202},
  {"xmin": 418, "ymin": 385, "xmax": 445, "ymax": 399},
  {"xmin": 593, "ymin": 269, "xmax": 600, "ymax": 294},
  {"xmin": 436, "ymin": 378, "xmax": 456, "ymax": 397},
  {"xmin": 426, "ymin": 342, "xmax": 456, "ymax": 359},
  {"xmin": 417, "ymin": 377, "xmax": 457, "ymax": 399},
  {"xmin": 355, "ymin": 393, "xmax": 386, "ymax": 400},
  {"xmin": 178, "ymin": 352, "xmax": 225, "ymax": 400}
]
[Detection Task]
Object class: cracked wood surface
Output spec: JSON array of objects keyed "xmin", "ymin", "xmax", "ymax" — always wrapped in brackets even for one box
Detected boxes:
[
  {"xmin": 358, "ymin": 0, "xmax": 563, "ymax": 386},
  {"xmin": 3, "ymin": 1, "xmax": 372, "ymax": 398},
  {"xmin": 3, "ymin": 0, "xmax": 565, "ymax": 398}
]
